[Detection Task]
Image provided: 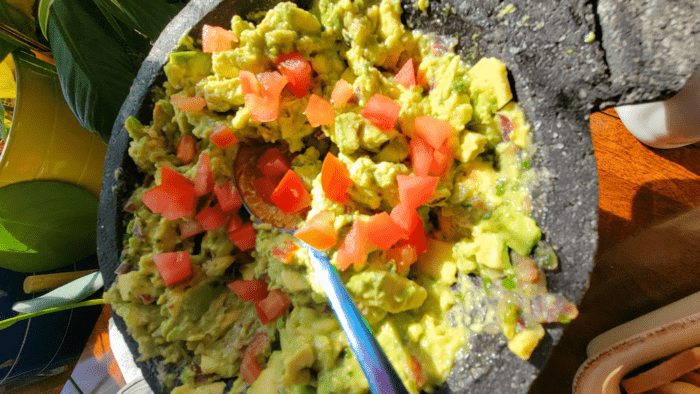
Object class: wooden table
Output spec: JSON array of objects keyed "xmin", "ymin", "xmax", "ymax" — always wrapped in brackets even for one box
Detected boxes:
[{"xmin": 40, "ymin": 108, "xmax": 700, "ymax": 393}]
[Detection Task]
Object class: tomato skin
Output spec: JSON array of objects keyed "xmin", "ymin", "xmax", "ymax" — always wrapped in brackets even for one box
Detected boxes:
[
  {"xmin": 179, "ymin": 219, "xmax": 205, "ymax": 239},
  {"xmin": 152, "ymin": 251, "xmax": 192, "ymax": 287},
  {"xmin": 270, "ymin": 240, "xmax": 299, "ymax": 263},
  {"xmin": 276, "ymin": 52, "xmax": 313, "ymax": 98},
  {"xmin": 336, "ymin": 220, "xmax": 369, "ymax": 271},
  {"xmin": 213, "ymin": 182, "xmax": 243, "ymax": 213},
  {"xmin": 142, "ymin": 183, "xmax": 197, "ymax": 220},
  {"xmin": 294, "ymin": 210, "xmax": 338, "ymax": 250},
  {"xmin": 227, "ymin": 279, "xmax": 269, "ymax": 301},
  {"xmin": 202, "ymin": 24, "xmax": 238, "ymax": 53},
  {"xmin": 304, "ymin": 94, "xmax": 335, "ymax": 127},
  {"xmin": 254, "ymin": 289, "xmax": 291, "ymax": 324},
  {"xmin": 170, "ymin": 95, "xmax": 207, "ymax": 111},
  {"xmin": 194, "ymin": 152, "xmax": 214, "ymax": 197},
  {"xmin": 160, "ymin": 166, "xmax": 193, "ymax": 187},
  {"xmin": 209, "ymin": 125, "xmax": 239, "ymax": 148},
  {"xmin": 386, "ymin": 241, "xmax": 418, "ymax": 273},
  {"xmin": 195, "ymin": 204, "xmax": 228, "ymax": 231},
  {"xmin": 365, "ymin": 212, "xmax": 404, "ymax": 250},
  {"xmin": 256, "ymin": 148, "xmax": 290, "ymax": 182},
  {"xmin": 252, "ymin": 176, "xmax": 277, "ymax": 204},
  {"xmin": 239, "ymin": 70, "xmax": 260, "ymax": 95},
  {"xmin": 240, "ymin": 353, "xmax": 262, "ymax": 384},
  {"xmin": 321, "ymin": 153, "xmax": 353, "ymax": 204},
  {"xmin": 331, "ymin": 79, "xmax": 354, "ymax": 107},
  {"xmin": 415, "ymin": 116, "xmax": 455, "ymax": 149},
  {"xmin": 245, "ymin": 71, "xmax": 288, "ymax": 122},
  {"xmin": 229, "ymin": 222, "xmax": 257, "ymax": 251},
  {"xmin": 226, "ymin": 212, "xmax": 244, "ymax": 233},
  {"xmin": 176, "ymin": 134, "xmax": 197, "ymax": 165},
  {"xmin": 396, "ymin": 175, "xmax": 439, "ymax": 208},
  {"xmin": 410, "ymin": 136, "xmax": 434, "ymax": 177},
  {"xmin": 360, "ymin": 94, "xmax": 400, "ymax": 131},
  {"xmin": 429, "ymin": 142, "xmax": 454, "ymax": 177},
  {"xmin": 270, "ymin": 170, "xmax": 312, "ymax": 215},
  {"xmin": 395, "ymin": 58, "xmax": 416, "ymax": 88},
  {"xmin": 390, "ymin": 202, "xmax": 419, "ymax": 236}
]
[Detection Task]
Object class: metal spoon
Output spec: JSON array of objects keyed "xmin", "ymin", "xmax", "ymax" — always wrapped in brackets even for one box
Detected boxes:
[{"xmin": 234, "ymin": 144, "xmax": 409, "ymax": 394}]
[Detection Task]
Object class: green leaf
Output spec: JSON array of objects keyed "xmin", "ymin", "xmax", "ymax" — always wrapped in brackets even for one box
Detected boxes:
[
  {"xmin": 37, "ymin": 0, "xmax": 54, "ymax": 39},
  {"xmin": 47, "ymin": 0, "xmax": 146, "ymax": 142},
  {"xmin": 0, "ymin": 181, "xmax": 98, "ymax": 273},
  {"xmin": 0, "ymin": 0, "xmax": 38, "ymax": 40},
  {"xmin": 114, "ymin": 0, "xmax": 184, "ymax": 40}
]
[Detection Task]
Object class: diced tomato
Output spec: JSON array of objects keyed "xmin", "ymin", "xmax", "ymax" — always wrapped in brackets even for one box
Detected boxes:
[
  {"xmin": 142, "ymin": 183, "xmax": 197, "ymax": 220},
  {"xmin": 257, "ymin": 71, "xmax": 288, "ymax": 97},
  {"xmin": 254, "ymin": 289, "xmax": 291, "ymax": 325},
  {"xmin": 245, "ymin": 332, "xmax": 270, "ymax": 359},
  {"xmin": 305, "ymin": 94, "xmax": 335, "ymax": 127},
  {"xmin": 252, "ymin": 176, "xmax": 277, "ymax": 204},
  {"xmin": 227, "ymin": 279, "xmax": 269, "ymax": 301},
  {"xmin": 202, "ymin": 24, "xmax": 238, "ymax": 53},
  {"xmin": 415, "ymin": 116, "xmax": 454, "ymax": 149},
  {"xmin": 294, "ymin": 210, "xmax": 338, "ymax": 250},
  {"xmin": 321, "ymin": 153, "xmax": 353, "ymax": 203},
  {"xmin": 195, "ymin": 204, "xmax": 227, "ymax": 230},
  {"xmin": 276, "ymin": 52, "xmax": 313, "ymax": 98},
  {"xmin": 226, "ymin": 212, "xmax": 244, "ymax": 232},
  {"xmin": 429, "ymin": 143, "xmax": 454, "ymax": 177},
  {"xmin": 245, "ymin": 93, "xmax": 280, "ymax": 123},
  {"xmin": 386, "ymin": 241, "xmax": 418, "ymax": 273},
  {"xmin": 395, "ymin": 58, "xmax": 416, "ymax": 89},
  {"xmin": 390, "ymin": 202, "xmax": 419, "ymax": 236},
  {"xmin": 406, "ymin": 216, "xmax": 428, "ymax": 254},
  {"xmin": 245, "ymin": 71, "xmax": 288, "ymax": 122},
  {"xmin": 209, "ymin": 125, "xmax": 239, "ymax": 148},
  {"xmin": 331, "ymin": 79, "xmax": 354, "ymax": 107},
  {"xmin": 410, "ymin": 136, "xmax": 434, "ymax": 177},
  {"xmin": 229, "ymin": 222, "xmax": 257, "ymax": 251},
  {"xmin": 179, "ymin": 219, "xmax": 205, "ymax": 239},
  {"xmin": 256, "ymin": 148, "xmax": 290, "ymax": 182},
  {"xmin": 396, "ymin": 175, "xmax": 439, "ymax": 208},
  {"xmin": 240, "ymin": 353, "xmax": 262, "ymax": 385},
  {"xmin": 194, "ymin": 152, "xmax": 214, "ymax": 197},
  {"xmin": 270, "ymin": 240, "xmax": 299, "ymax": 263},
  {"xmin": 170, "ymin": 95, "xmax": 207, "ymax": 111},
  {"xmin": 365, "ymin": 212, "xmax": 404, "ymax": 250},
  {"xmin": 498, "ymin": 114, "xmax": 514, "ymax": 142},
  {"xmin": 239, "ymin": 70, "xmax": 260, "ymax": 96},
  {"xmin": 160, "ymin": 166, "xmax": 193, "ymax": 187},
  {"xmin": 270, "ymin": 170, "xmax": 311, "ymax": 215},
  {"xmin": 214, "ymin": 182, "xmax": 243, "ymax": 213},
  {"xmin": 152, "ymin": 251, "xmax": 192, "ymax": 287},
  {"xmin": 360, "ymin": 94, "xmax": 400, "ymax": 131},
  {"xmin": 336, "ymin": 220, "xmax": 369, "ymax": 271},
  {"xmin": 176, "ymin": 134, "xmax": 197, "ymax": 165}
]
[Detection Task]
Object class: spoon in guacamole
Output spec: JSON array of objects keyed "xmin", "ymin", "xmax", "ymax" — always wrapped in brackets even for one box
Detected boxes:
[{"xmin": 233, "ymin": 143, "xmax": 409, "ymax": 394}]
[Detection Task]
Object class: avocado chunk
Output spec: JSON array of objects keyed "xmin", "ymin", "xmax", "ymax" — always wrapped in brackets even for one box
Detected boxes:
[
  {"xmin": 165, "ymin": 51, "xmax": 212, "ymax": 88},
  {"xmin": 494, "ymin": 206, "xmax": 542, "ymax": 256},
  {"xmin": 346, "ymin": 270, "xmax": 427, "ymax": 313}
]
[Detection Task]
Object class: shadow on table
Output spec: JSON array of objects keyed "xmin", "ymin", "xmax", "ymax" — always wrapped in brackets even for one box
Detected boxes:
[{"xmin": 529, "ymin": 182, "xmax": 700, "ymax": 394}]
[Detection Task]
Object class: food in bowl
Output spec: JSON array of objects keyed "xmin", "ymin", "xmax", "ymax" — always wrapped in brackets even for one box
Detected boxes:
[{"xmin": 104, "ymin": 0, "xmax": 579, "ymax": 392}]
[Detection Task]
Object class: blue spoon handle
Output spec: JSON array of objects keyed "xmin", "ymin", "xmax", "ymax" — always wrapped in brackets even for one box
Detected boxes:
[{"xmin": 303, "ymin": 244, "xmax": 409, "ymax": 394}]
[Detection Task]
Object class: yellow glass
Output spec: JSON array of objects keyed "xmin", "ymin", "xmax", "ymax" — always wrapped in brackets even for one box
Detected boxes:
[{"xmin": 0, "ymin": 51, "xmax": 107, "ymax": 198}]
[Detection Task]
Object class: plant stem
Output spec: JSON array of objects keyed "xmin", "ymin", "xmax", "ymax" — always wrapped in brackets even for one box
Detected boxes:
[{"xmin": 0, "ymin": 299, "xmax": 105, "ymax": 330}]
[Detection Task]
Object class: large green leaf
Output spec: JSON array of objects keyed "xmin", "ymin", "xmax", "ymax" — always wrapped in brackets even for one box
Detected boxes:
[
  {"xmin": 0, "ymin": 181, "xmax": 98, "ymax": 273},
  {"xmin": 47, "ymin": 0, "xmax": 147, "ymax": 142},
  {"xmin": 113, "ymin": 0, "xmax": 184, "ymax": 40}
]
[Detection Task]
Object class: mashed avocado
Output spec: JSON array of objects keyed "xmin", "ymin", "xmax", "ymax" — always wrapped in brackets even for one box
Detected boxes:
[{"xmin": 105, "ymin": 0, "xmax": 578, "ymax": 393}]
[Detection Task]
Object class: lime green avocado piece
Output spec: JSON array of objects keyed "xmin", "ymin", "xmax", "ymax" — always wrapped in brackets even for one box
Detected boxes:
[
  {"xmin": 165, "ymin": 51, "xmax": 213, "ymax": 87},
  {"xmin": 494, "ymin": 206, "xmax": 541, "ymax": 256}
]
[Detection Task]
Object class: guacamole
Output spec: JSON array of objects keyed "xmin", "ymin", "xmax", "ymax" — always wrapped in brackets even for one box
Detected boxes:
[{"xmin": 104, "ymin": 0, "xmax": 578, "ymax": 393}]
